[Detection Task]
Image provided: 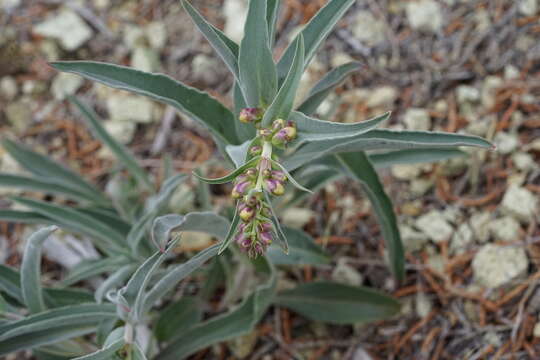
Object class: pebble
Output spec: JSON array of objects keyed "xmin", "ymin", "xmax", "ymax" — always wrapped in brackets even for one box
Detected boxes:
[
  {"xmin": 0, "ymin": 76, "xmax": 17, "ymax": 100},
  {"xmin": 501, "ymin": 185, "xmax": 538, "ymax": 223},
  {"xmin": 512, "ymin": 152, "xmax": 536, "ymax": 172},
  {"xmin": 131, "ymin": 46, "xmax": 159, "ymax": 73},
  {"xmin": 403, "ymin": 108, "xmax": 431, "ymax": 131},
  {"xmin": 33, "ymin": 9, "xmax": 93, "ymax": 51},
  {"xmin": 103, "ymin": 120, "xmax": 136, "ymax": 145},
  {"xmin": 456, "ymin": 85, "xmax": 480, "ymax": 104},
  {"xmin": 391, "ymin": 164, "xmax": 422, "ymax": 181},
  {"xmin": 223, "ymin": 0, "xmax": 248, "ymax": 43},
  {"xmin": 332, "ymin": 259, "xmax": 363, "ymax": 286},
  {"xmin": 534, "ymin": 322, "xmax": 540, "ymax": 337},
  {"xmin": 488, "ymin": 216, "xmax": 521, "ymax": 242},
  {"xmin": 416, "ymin": 210, "xmax": 453, "ymax": 243},
  {"xmin": 5, "ymin": 99, "xmax": 32, "ymax": 132},
  {"xmin": 493, "ymin": 132, "xmax": 519, "ymax": 155},
  {"xmin": 451, "ymin": 223, "xmax": 474, "ymax": 254},
  {"xmin": 352, "ymin": 11, "xmax": 386, "ymax": 46},
  {"xmin": 51, "ymin": 73, "xmax": 84, "ymax": 100},
  {"xmin": 107, "ymin": 94, "xmax": 155, "ymax": 123},
  {"xmin": 481, "ymin": 76, "xmax": 503, "ymax": 109},
  {"xmin": 400, "ymin": 225, "xmax": 429, "ymax": 252},
  {"xmin": 366, "ymin": 86, "xmax": 398, "ymax": 108},
  {"xmin": 415, "ymin": 292, "xmax": 432, "ymax": 318},
  {"xmin": 519, "ymin": 0, "xmax": 538, "ymax": 16},
  {"xmin": 192, "ymin": 54, "xmax": 221, "ymax": 84},
  {"xmin": 504, "ymin": 65, "xmax": 520, "ymax": 80},
  {"xmin": 406, "ymin": 0, "xmax": 444, "ymax": 33},
  {"xmin": 470, "ymin": 211, "xmax": 491, "ymax": 243},
  {"xmin": 146, "ymin": 22, "xmax": 168, "ymax": 50},
  {"xmin": 472, "ymin": 244, "xmax": 529, "ymax": 288},
  {"xmin": 282, "ymin": 207, "xmax": 314, "ymax": 228}
]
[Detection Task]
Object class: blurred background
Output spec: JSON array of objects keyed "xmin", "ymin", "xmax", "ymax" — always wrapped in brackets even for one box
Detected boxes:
[{"xmin": 1, "ymin": 0, "xmax": 539, "ymax": 359}]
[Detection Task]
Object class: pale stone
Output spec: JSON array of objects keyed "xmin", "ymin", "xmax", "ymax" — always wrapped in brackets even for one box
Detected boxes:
[
  {"xmin": 366, "ymin": 86, "xmax": 398, "ymax": 108},
  {"xmin": 427, "ymin": 254, "xmax": 445, "ymax": 274},
  {"xmin": 482, "ymin": 76, "xmax": 503, "ymax": 109},
  {"xmin": 224, "ymin": 0, "xmax": 248, "ymax": 43},
  {"xmin": 406, "ymin": 0, "xmax": 443, "ymax": 33},
  {"xmin": 512, "ymin": 152, "xmax": 536, "ymax": 172},
  {"xmin": 192, "ymin": 54, "xmax": 221, "ymax": 84},
  {"xmin": 451, "ymin": 223, "xmax": 474, "ymax": 254},
  {"xmin": 282, "ymin": 208, "xmax": 314, "ymax": 228},
  {"xmin": 51, "ymin": 73, "xmax": 84, "ymax": 100},
  {"xmin": 331, "ymin": 53, "xmax": 355, "ymax": 68},
  {"xmin": 403, "ymin": 108, "xmax": 431, "ymax": 131},
  {"xmin": 332, "ymin": 259, "xmax": 363, "ymax": 286},
  {"xmin": 33, "ymin": 9, "xmax": 93, "ymax": 51},
  {"xmin": 22, "ymin": 80, "xmax": 46, "ymax": 95},
  {"xmin": 519, "ymin": 0, "xmax": 538, "ymax": 16},
  {"xmin": 416, "ymin": 210, "xmax": 453, "ymax": 243},
  {"xmin": 494, "ymin": 132, "xmax": 519, "ymax": 155},
  {"xmin": 227, "ymin": 331, "xmax": 258, "ymax": 359},
  {"xmin": 352, "ymin": 11, "xmax": 386, "ymax": 46},
  {"xmin": 391, "ymin": 164, "xmax": 422, "ymax": 181},
  {"xmin": 146, "ymin": 22, "xmax": 167, "ymax": 50},
  {"xmin": 410, "ymin": 178, "xmax": 433, "ymax": 196},
  {"xmin": 534, "ymin": 323, "xmax": 540, "ymax": 337},
  {"xmin": 103, "ymin": 120, "xmax": 136, "ymax": 144},
  {"xmin": 504, "ymin": 65, "xmax": 520, "ymax": 80},
  {"xmin": 501, "ymin": 185, "xmax": 538, "ymax": 223},
  {"xmin": 131, "ymin": 46, "xmax": 159, "ymax": 73},
  {"xmin": 123, "ymin": 24, "xmax": 145, "ymax": 49},
  {"xmin": 466, "ymin": 116, "xmax": 493, "ymax": 137},
  {"xmin": 40, "ymin": 39, "xmax": 60, "ymax": 61},
  {"xmin": 415, "ymin": 292, "xmax": 432, "ymax": 318},
  {"xmin": 470, "ymin": 211, "xmax": 491, "ymax": 243},
  {"xmin": 107, "ymin": 95, "xmax": 155, "ymax": 123},
  {"xmin": 456, "ymin": 85, "xmax": 480, "ymax": 104},
  {"xmin": 5, "ymin": 100, "xmax": 32, "ymax": 132},
  {"xmin": 488, "ymin": 216, "xmax": 521, "ymax": 242},
  {"xmin": 0, "ymin": 76, "xmax": 17, "ymax": 100},
  {"xmin": 472, "ymin": 244, "xmax": 529, "ymax": 288}
]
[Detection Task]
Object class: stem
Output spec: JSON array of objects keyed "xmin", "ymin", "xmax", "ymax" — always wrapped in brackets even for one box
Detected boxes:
[{"xmin": 255, "ymin": 141, "xmax": 273, "ymax": 190}]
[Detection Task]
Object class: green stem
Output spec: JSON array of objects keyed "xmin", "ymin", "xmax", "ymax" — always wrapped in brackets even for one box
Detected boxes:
[{"xmin": 255, "ymin": 141, "xmax": 273, "ymax": 190}]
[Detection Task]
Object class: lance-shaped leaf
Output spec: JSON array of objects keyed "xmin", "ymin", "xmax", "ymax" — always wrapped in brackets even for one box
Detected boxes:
[
  {"xmin": 277, "ymin": 0, "xmax": 355, "ymax": 79},
  {"xmin": 152, "ymin": 212, "xmax": 230, "ymax": 251},
  {"xmin": 155, "ymin": 296, "xmax": 202, "ymax": 342},
  {"xmin": 267, "ymin": 0, "xmax": 280, "ymax": 44},
  {"xmin": 284, "ymin": 128, "xmax": 493, "ymax": 172},
  {"xmin": 70, "ymin": 96, "xmax": 153, "ymax": 191},
  {"xmin": 95, "ymin": 265, "xmax": 134, "ymax": 303},
  {"xmin": 72, "ymin": 339, "xmax": 124, "ymax": 360},
  {"xmin": 297, "ymin": 61, "xmax": 361, "ymax": 115},
  {"xmin": 369, "ymin": 148, "xmax": 467, "ymax": 169},
  {"xmin": 12, "ymin": 197, "xmax": 126, "ymax": 255},
  {"xmin": 267, "ymin": 227, "xmax": 329, "ymax": 265},
  {"xmin": 233, "ymin": 82, "xmax": 256, "ymax": 143},
  {"xmin": 156, "ymin": 257, "xmax": 276, "ymax": 360},
  {"xmin": 238, "ymin": 0, "xmax": 277, "ymax": 107},
  {"xmin": 21, "ymin": 226, "xmax": 58, "ymax": 313},
  {"xmin": 143, "ymin": 244, "xmax": 219, "ymax": 311},
  {"xmin": 292, "ymin": 111, "xmax": 389, "ymax": 143},
  {"xmin": 1, "ymin": 139, "xmax": 107, "ymax": 205},
  {"xmin": 0, "ymin": 264, "xmax": 23, "ymax": 304},
  {"xmin": 263, "ymin": 191, "xmax": 288, "ymax": 254},
  {"xmin": 193, "ymin": 156, "xmax": 260, "ymax": 184},
  {"xmin": 182, "ymin": 1, "xmax": 239, "ymax": 79},
  {"xmin": 274, "ymin": 281, "xmax": 400, "ymax": 324},
  {"xmin": 0, "ymin": 209, "xmax": 51, "ymax": 225},
  {"xmin": 261, "ymin": 35, "xmax": 305, "ymax": 127},
  {"xmin": 226, "ymin": 139, "xmax": 256, "ymax": 168},
  {"xmin": 50, "ymin": 61, "xmax": 239, "ymax": 145},
  {"xmin": 218, "ymin": 205, "xmax": 240, "ymax": 255},
  {"xmin": 336, "ymin": 152, "xmax": 404, "ymax": 281},
  {"xmin": 61, "ymin": 257, "xmax": 129, "ymax": 287}
]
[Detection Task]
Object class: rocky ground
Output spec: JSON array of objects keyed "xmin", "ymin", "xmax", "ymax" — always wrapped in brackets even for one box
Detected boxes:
[{"xmin": 1, "ymin": 0, "xmax": 539, "ymax": 359}]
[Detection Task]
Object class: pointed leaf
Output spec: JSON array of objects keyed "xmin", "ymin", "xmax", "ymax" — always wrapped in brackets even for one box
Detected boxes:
[
  {"xmin": 336, "ymin": 152, "xmax": 404, "ymax": 281},
  {"xmin": 0, "ymin": 209, "xmax": 51, "ymax": 225},
  {"xmin": 50, "ymin": 61, "xmax": 239, "ymax": 145},
  {"xmin": 274, "ymin": 281, "xmax": 400, "ymax": 324},
  {"xmin": 263, "ymin": 191, "xmax": 288, "ymax": 254},
  {"xmin": 0, "ymin": 265, "xmax": 23, "ymax": 304},
  {"xmin": 370, "ymin": 148, "xmax": 467, "ymax": 169},
  {"xmin": 261, "ymin": 35, "xmax": 304, "ymax": 127},
  {"xmin": 225, "ymin": 139, "xmax": 254, "ymax": 168},
  {"xmin": 297, "ymin": 61, "xmax": 361, "ymax": 115},
  {"xmin": 270, "ymin": 159, "xmax": 312, "ymax": 194},
  {"xmin": 95, "ymin": 265, "xmax": 134, "ymax": 303},
  {"xmin": 72, "ymin": 339, "xmax": 124, "ymax": 360},
  {"xmin": 238, "ymin": 0, "xmax": 277, "ymax": 106},
  {"xmin": 155, "ymin": 296, "xmax": 202, "ymax": 342},
  {"xmin": 267, "ymin": 227, "xmax": 329, "ymax": 265},
  {"xmin": 193, "ymin": 156, "xmax": 260, "ymax": 184},
  {"xmin": 277, "ymin": 0, "xmax": 355, "ymax": 78},
  {"xmin": 61, "ymin": 257, "xmax": 128, "ymax": 287},
  {"xmin": 267, "ymin": 0, "xmax": 280, "ymax": 44},
  {"xmin": 218, "ymin": 206, "xmax": 240, "ymax": 255}
]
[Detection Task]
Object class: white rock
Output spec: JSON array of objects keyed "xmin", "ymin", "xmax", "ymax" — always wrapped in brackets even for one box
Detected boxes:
[
  {"xmin": 504, "ymin": 65, "xmax": 520, "ymax": 80},
  {"xmin": 406, "ymin": 0, "xmax": 443, "ymax": 33},
  {"xmin": 332, "ymin": 259, "xmax": 363, "ymax": 286},
  {"xmin": 352, "ymin": 11, "xmax": 386, "ymax": 46},
  {"xmin": 488, "ymin": 216, "xmax": 521, "ymax": 242},
  {"xmin": 482, "ymin": 76, "xmax": 503, "ymax": 109},
  {"xmin": 501, "ymin": 185, "xmax": 538, "ymax": 223},
  {"xmin": 282, "ymin": 208, "xmax": 314, "ymax": 228},
  {"xmin": 366, "ymin": 86, "xmax": 398, "ymax": 108},
  {"xmin": 410, "ymin": 178, "xmax": 434, "ymax": 196},
  {"xmin": 451, "ymin": 223, "xmax": 474, "ymax": 254},
  {"xmin": 472, "ymin": 244, "xmax": 529, "ymax": 288},
  {"xmin": 131, "ymin": 46, "xmax": 159, "ymax": 73},
  {"xmin": 519, "ymin": 0, "xmax": 538, "ymax": 16},
  {"xmin": 0, "ymin": 0, "xmax": 20, "ymax": 8},
  {"xmin": 512, "ymin": 152, "xmax": 536, "ymax": 172},
  {"xmin": 192, "ymin": 54, "xmax": 221, "ymax": 84},
  {"xmin": 0, "ymin": 76, "xmax": 17, "ymax": 100},
  {"xmin": 145, "ymin": 22, "xmax": 167, "ymax": 50},
  {"xmin": 391, "ymin": 164, "xmax": 422, "ymax": 180},
  {"xmin": 456, "ymin": 85, "xmax": 480, "ymax": 104},
  {"xmin": 416, "ymin": 210, "xmax": 454, "ymax": 243},
  {"xmin": 103, "ymin": 120, "xmax": 136, "ymax": 144},
  {"xmin": 5, "ymin": 99, "xmax": 32, "ymax": 132},
  {"xmin": 494, "ymin": 132, "xmax": 519, "ymax": 154},
  {"xmin": 107, "ymin": 95, "xmax": 155, "ymax": 123},
  {"xmin": 470, "ymin": 211, "xmax": 491, "ymax": 243},
  {"xmin": 123, "ymin": 24, "xmax": 145, "ymax": 49},
  {"xmin": 400, "ymin": 225, "xmax": 429, "ymax": 252},
  {"xmin": 331, "ymin": 53, "xmax": 355, "ymax": 68},
  {"xmin": 51, "ymin": 73, "xmax": 84, "ymax": 100},
  {"xmin": 403, "ymin": 108, "xmax": 431, "ymax": 131},
  {"xmin": 415, "ymin": 292, "xmax": 432, "ymax": 318},
  {"xmin": 223, "ymin": 0, "xmax": 248, "ymax": 43},
  {"xmin": 33, "ymin": 9, "xmax": 93, "ymax": 51},
  {"xmin": 534, "ymin": 322, "xmax": 540, "ymax": 337}
]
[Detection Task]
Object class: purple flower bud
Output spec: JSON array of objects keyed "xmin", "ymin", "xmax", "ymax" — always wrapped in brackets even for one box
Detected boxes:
[
  {"xmin": 258, "ymin": 222, "xmax": 272, "ymax": 233},
  {"xmin": 260, "ymin": 231, "xmax": 272, "ymax": 245},
  {"xmin": 249, "ymin": 146, "xmax": 262, "ymax": 156},
  {"xmin": 241, "ymin": 237, "xmax": 252, "ymax": 249},
  {"xmin": 239, "ymin": 108, "xmax": 262, "ymax": 123},
  {"xmin": 282, "ymin": 126, "xmax": 297, "ymax": 141},
  {"xmin": 272, "ymin": 118, "xmax": 286, "ymax": 131},
  {"xmin": 254, "ymin": 242, "xmax": 264, "ymax": 254},
  {"xmin": 265, "ymin": 179, "xmax": 284, "ymax": 196},
  {"xmin": 271, "ymin": 170, "xmax": 287, "ymax": 182},
  {"xmin": 238, "ymin": 222, "xmax": 248, "ymax": 233},
  {"xmin": 231, "ymin": 181, "xmax": 250, "ymax": 199},
  {"xmin": 245, "ymin": 168, "xmax": 258, "ymax": 179},
  {"xmin": 239, "ymin": 206, "xmax": 255, "ymax": 222},
  {"xmin": 271, "ymin": 129, "xmax": 288, "ymax": 148}
]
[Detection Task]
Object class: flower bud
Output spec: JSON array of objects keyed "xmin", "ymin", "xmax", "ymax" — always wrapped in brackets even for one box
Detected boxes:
[
  {"xmin": 259, "ymin": 231, "xmax": 272, "ymax": 245},
  {"xmin": 244, "ymin": 191, "xmax": 259, "ymax": 207},
  {"xmin": 271, "ymin": 129, "xmax": 288, "ymax": 148},
  {"xmin": 249, "ymin": 146, "xmax": 262, "ymax": 156},
  {"xmin": 265, "ymin": 179, "xmax": 285, "ymax": 196},
  {"xmin": 262, "ymin": 169, "xmax": 271, "ymax": 178},
  {"xmin": 272, "ymin": 118, "xmax": 286, "ymax": 131},
  {"xmin": 239, "ymin": 206, "xmax": 255, "ymax": 222},
  {"xmin": 258, "ymin": 222, "xmax": 272, "ymax": 233},
  {"xmin": 239, "ymin": 108, "xmax": 262, "ymax": 123},
  {"xmin": 282, "ymin": 126, "xmax": 297, "ymax": 140},
  {"xmin": 271, "ymin": 170, "xmax": 287, "ymax": 182},
  {"xmin": 245, "ymin": 168, "xmax": 257, "ymax": 179},
  {"xmin": 259, "ymin": 128, "xmax": 273, "ymax": 140},
  {"xmin": 231, "ymin": 180, "xmax": 250, "ymax": 199}
]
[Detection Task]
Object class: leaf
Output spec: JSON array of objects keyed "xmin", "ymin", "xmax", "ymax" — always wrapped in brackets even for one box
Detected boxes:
[
  {"xmin": 267, "ymin": 227, "xmax": 329, "ymax": 265},
  {"xmin": 232, "ymin": 83, "xmax": 255, "ymax": 143},
  {"xmin": 143, "ymin": 244, "xmax": 219, "ymax": 312},
  {"xmin": 128, "ymin": 174, "xmax": 187, "ymax": 253},
  {"xmin": 1, "ymin": 139, "xmax": 107, "ymax": 204},
  {"xmin": 21, "ymin": 226, "xmax": 58, "ymax": 313},
  {"xmin": 50, "ymin": 61, "xmax": 239, "ymax": 145},
  {"xmin": 0, "ymin": 303, "xmax": 116, "ymax": 341},
  {"xmin": 263, "ymin": 191, "xmax": 288, "ymax": 254},
  {"xmin": 0, "ymin": 173, "xmax": 96, "ymax": 203},
  {"xmin": 225, "ymin": 140, "xmax": 254, "ymax": 168},
  {"xmin": 155, "ymin": 296, "xmax": 202, "ymax": 342},
  {"xmin": 61, "ymin": 257, "xmax": 128, "ymax": 287},
  {"xmin": 369, "ymin": 148, "xmax": 468, "ymax": 169},
  {"xmin": 156, "ymin": 257, "xmax": 276, "ymax": 360},
  {"xmin": 238, "ymin": 0, "xmax": 277, "ymax": 107},
  {"xmin": 292, "ymin": 111, "xmax": 388, "ymax": 143},
  {"xmin": 193, "ymin": 156, "xmax": 260, "ymax": 184},
  {"xmin": 72, "ymin": 339, "xmax": 124, "ymax": 360},
  {"xmin": 131, "ymin": 343, "xmax": 148, "ymax": 360},
  {"xmin": 70, "ymin": 96, "xmax": 153, "ymax": 191},
  {"xmin": 0, "ymin": 209, "xmax": 51, "ymax": 225},
  {"xmin": 95, "ymin": 265, "xmax": 134, "ymax": 303},
  {"xmin": 276, "ymin": 0, "xmax": 355, "ymax": 79},
  {"xmin": 284, "ymin": 128, "xmax": 493, "ymax": 172},
  {"xmin": 45, "ymin": 288, "xmax": 95, "ymax": 308},
  {"xmin": 218, "ymin": 206, "xmax": 240, "ymax": 255},
  {"xmin": 152, "ymin": 212, "xmax": 230, "ymax": 251},
  {"xmin": 274, "ymin": 281, "xmax": 400, "ymax": 324},
  {"xmin": 12, "ymin": 197, "xmax": 126, "ymax": 255},
  {"xmin": 297, "ymin": 61, "xmax": 361, "ymax": 115},
  {"xmin": 270, "ymin": 159, "xmax": 312, "ymax": 194},
  {"xmin": 182, "ymin": 1, "xmax": 239, "ymax": 79},
  {"xmin": 266, "ymin": 0, "xmax": 280, "ymax": 44},
  {"xmin": 336, "ymin": 152, "xmax": 405, "ymax": 281},
  {"xmin": 0, "ymin": 265, "xmax": 23, "ymax": 304},
  {"xmin": 261, "ymin": 35, "xmax": 305, "ymax": 127}
]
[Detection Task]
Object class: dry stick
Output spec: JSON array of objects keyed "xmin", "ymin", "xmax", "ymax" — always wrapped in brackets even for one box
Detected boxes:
[{"xmin": 393, "ymin": 310, "xmax": 437, "ymax": 354}]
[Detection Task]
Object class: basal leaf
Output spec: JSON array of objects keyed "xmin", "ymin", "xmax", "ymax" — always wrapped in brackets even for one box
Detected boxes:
[
  {"xmin": 267, "ymin": 227, "xmax": 329, "ymax": 265},
  {"xmin": 155, "ymin": 296, "xmax": 202, "ymax": 342},
  {"xmin": 72, "ymin": 339, "xmax": 124, "ymax": 360},
  {"xmin": 369, "ymin": 148, "xmax": 468, "ymax": 169},
  {"xmin": 50, "ymin": 61, "xmax": 239, "ymax": 145},
  {"xmin": 274, "ymin": 281, "xmax": 400, "ymax": 324}
]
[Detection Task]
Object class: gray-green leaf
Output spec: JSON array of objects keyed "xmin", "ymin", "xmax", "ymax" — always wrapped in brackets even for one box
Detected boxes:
[{"xmin": 267, "ymin": 227, "xmax": 329, "ymax": 265}]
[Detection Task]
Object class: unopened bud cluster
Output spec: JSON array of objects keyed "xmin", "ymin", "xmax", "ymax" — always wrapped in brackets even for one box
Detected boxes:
[{"xmin": 230, "ymin": 108, "xmax": 298, "ymax": 257}]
